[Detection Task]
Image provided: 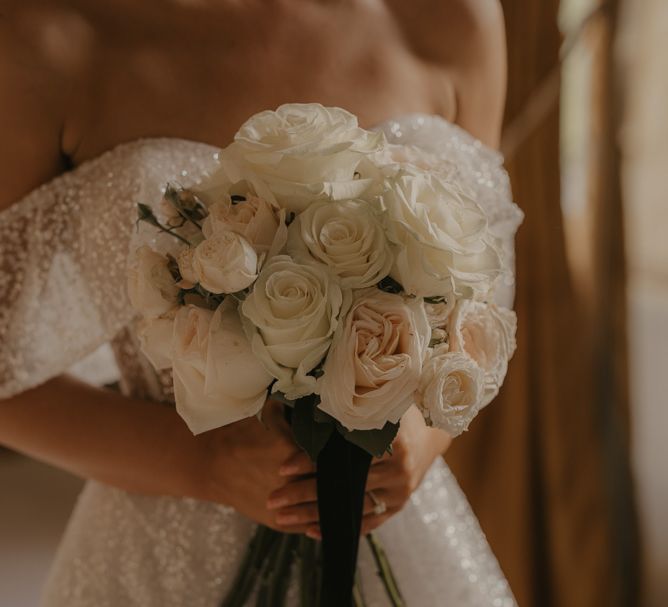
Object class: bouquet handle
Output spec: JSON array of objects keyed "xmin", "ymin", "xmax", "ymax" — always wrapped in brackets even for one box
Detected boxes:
[{"xmin": 316, "ymin": 429, "xmax": 372, "ymax": 607}]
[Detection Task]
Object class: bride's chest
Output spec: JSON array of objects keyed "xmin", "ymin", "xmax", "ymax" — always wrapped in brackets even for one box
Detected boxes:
[{"xmin": 68, "ymin": 9, "xmax": 441, "ymax": 165}]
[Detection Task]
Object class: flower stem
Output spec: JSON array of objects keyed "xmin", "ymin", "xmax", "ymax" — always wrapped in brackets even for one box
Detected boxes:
[
  {"xmin": 353, "ymin": 574, "xmax": 367, "ymax": 607},
  {"xmin": 299, "ymin": 535, "xmax": 317, "ymax": 606},
  {"xmin": 366, "ymin": 533, "xmax": 405, "ymax": 607},
  {"xmin": 221, "ymin": 525, "xmax": 278, "ymax": 607}
]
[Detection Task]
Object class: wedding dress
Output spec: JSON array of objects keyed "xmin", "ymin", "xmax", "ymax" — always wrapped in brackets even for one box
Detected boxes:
[{"xmin": 0, "ymin": 115, "xmax": 523, "ymax": 607}]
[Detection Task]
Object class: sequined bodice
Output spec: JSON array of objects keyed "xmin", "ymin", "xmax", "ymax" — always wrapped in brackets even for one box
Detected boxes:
[{"xmin": 0, "ymin": 115, "xmax": 522, "ymax": 401}]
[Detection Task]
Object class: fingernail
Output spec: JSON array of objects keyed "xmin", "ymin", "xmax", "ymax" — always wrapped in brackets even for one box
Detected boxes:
[
  {"xmin": 306, "ymin": 529, "xmax": 321, "ymax": 541},
  {"xmin": 276, "ymin": 513, "xmax": 299, "ymax": 525},
  {"xmin": 279, "ymin": 464, "xmax": 299, "ymax": 476},
  {"xmin": 266, "ymin": 496, "xmax": 289, "ymax": 510}
]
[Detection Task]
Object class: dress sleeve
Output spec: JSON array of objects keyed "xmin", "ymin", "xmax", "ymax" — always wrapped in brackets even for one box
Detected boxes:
[{"xmin": 0, "ymin": 159, "xmax": 143, "ymax": 398}]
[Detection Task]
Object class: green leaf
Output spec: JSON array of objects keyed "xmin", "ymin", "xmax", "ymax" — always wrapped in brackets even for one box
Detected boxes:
[
  {"xmin": 340, "ymin": 422, "xmax": 400, "ymax": 458},
  {"xmin": 291, "ymin": 395, "xmax": 334, "ymax": 462},
  {"xmin": 137, "ymin": 202, "xmax": 158, "ymax": 225},
  {"xmin": 377, "ymin": 276, "xmax": 404, "ymax": 295},
  {"xmin": 424, "ymin": 295, "xmax": 447, "ymax": 304}
]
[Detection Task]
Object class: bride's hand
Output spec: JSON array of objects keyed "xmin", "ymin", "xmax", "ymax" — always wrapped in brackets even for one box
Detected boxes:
[
  {"xmin": 196, "ymin": 400, "xmax": 314, "ymax": 535},
  {"xmin": 360, "ymin": 406, "xmax": 451, "ymax": 535},
  {"xmin": 265, "ymin": 406, "xmax": 451, "ymax": 539}
]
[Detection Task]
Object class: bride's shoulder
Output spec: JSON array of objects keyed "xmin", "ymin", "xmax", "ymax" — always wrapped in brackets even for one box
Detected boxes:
[
  {"xmin": 0, "ymin": 1, "xmax": 86, "ymax": 208},
  {"xmin": 386, "ymin": 0, "xmax": 506, "ymax": 147},
  {"xmin": 385, "ymin": 0, "xmax": 504, "ymax": 59}
]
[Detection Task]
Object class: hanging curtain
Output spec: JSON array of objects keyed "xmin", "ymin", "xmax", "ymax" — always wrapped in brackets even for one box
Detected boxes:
[{"xmin": 446, "ymin": 1, "xmax": 639, "ymax": 605}]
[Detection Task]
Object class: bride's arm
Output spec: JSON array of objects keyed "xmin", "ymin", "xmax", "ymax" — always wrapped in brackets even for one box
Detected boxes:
[
  {"xmin": 0, "ymin": 374, "xmax": 203, "ymax": 497},
  {"xmin": 0, "ymin": 375, "xmax": 315, "ymax": 535},
  {"xmin": 0, "ymin": 28, "xmax": 313, "ymax": 537}
]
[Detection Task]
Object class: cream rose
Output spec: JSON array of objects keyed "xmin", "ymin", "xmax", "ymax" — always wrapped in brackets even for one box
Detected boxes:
[
  {"xmin": 192, "ymin": 231, "xmax": 258, "ymax": 294},
  {"xmin": 137, "ymin": 316, "xmax": 175, "ymax": 370},
  {"xmin": 172, "ymin": 300, "xmax": 273, "ymax": 434},
  {"xmin": 382, "ymin": 168, "xmax": 502, "ymax": 298},
  {"xmin": 176, "ymin": 247, "xmax": 198, "ymax": 287},
  {"xmin": 417, "ymin": 349, "xmax": 485, "ymax": 436},
  {"xmin": 127, "ymin": 246, "xmax": 179, "ymax": 318},
  {"xmin": 240, "ymin": 255, "xmax": 347, "ymax": 399},
  {"xmin": 216, "ymin": 103, "xmax": 385, "ymax": 211},
  {"xmin": 202, "ymin": 194, "xmax": 288, "ymax": 262},
  {"xmin": 318, "ymin": 289, "xmax": 430, "ymax": 431},
  {"xmin": 448, "ymin": 300, "xmax": 517, "ymax": 406},
  {"xmin": 372, "ymin": 143, "xmax": 456, "ymax": 177},
  {"xmin": 287, "ymin": 199, "xmax": 393, "ymax": 288}
]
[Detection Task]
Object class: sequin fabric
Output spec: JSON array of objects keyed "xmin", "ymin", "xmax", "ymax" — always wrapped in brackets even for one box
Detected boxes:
[{"xmin": 0, "ymin": 115, "xmax": 520, "ymax": 606}]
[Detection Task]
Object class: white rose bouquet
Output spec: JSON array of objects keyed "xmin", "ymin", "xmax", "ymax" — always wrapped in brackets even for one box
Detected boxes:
[{"xmin": 127, "ymin": 103, "xmax": 518, "ymax": 607}]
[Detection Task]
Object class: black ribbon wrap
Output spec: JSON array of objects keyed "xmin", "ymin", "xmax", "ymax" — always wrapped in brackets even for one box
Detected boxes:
[{"xmin": 316, "ymin": 429, "xmax": 373, "ymax": 607}]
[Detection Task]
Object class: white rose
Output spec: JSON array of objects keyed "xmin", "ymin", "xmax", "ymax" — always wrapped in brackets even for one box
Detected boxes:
[
  {"xmin": 287, "ymin": 199, "xmax": 393, "ymax": 288},
  {"xmin": 172, "ymin": 300, "xmax": 273, "ymax": 434},
  {"xmin": 448, "ymin": 300, "xmax": 517, "ymax": 406},
  {"xmin": 417, "ymin": 349, "xmax": 485, "ymax": 436},
  {"xmin": 241, "ymin": 255, "xmax": 347, "ymax": 399},
  {"xmin": 176, "ymin": 247, "xmax": 198, "ymax": 287},
  {"xmin": 127, "ymin": 246, "xmax": 179, "ymax": 318},
  {"xmin": 137, "ymin": 316, "xmax": 175, "ymax": 370},
  {"xmin": 217, "ymin": 103, "xmax": 385, "ymax": 211},
  {"xmin": 202, "ymin": 195, "xmax": 288, "ymax": 262},
  {"xmin": 192, "ymin": 231, "xmax": 258, "ymax": 294},
  {"xmin": 318, "ymin": 289, "xmax": 430, "ymax": 431},
  {"xmin": 372, "ymin": 143, "xmax": 456, "ymax": 176},
  {"xmin": 382, "ymin": 168, "xmax": 502, "ymax": 298}
]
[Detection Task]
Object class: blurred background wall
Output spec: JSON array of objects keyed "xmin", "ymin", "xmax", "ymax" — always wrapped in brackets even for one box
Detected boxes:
[
  {"xmin": 448, "ymin": 0, "xmax": 666, "ymax": 606},
  {"xmin": 620, "ymin": 1, "xmax": 668, "ymax": 605}
]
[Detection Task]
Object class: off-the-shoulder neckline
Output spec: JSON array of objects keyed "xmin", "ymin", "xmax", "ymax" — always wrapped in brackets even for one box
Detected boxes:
[{"xmin": 1, "ymin": 113, "xmax": 503, "ymax": 220}]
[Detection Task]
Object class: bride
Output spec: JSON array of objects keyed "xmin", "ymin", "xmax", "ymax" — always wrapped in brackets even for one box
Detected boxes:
[{"xmin": 0, "ymin": 0, "xmax": 522, "ymax": 605}]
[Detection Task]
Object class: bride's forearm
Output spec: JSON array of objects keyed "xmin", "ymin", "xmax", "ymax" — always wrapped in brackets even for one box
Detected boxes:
[
  {"xmin": 428, "ymin": 426, "xmax": 453, "ymax": 457},
  {"xmin": 0, "ymin": 374, "xmax": 204, "ymax": 498}
]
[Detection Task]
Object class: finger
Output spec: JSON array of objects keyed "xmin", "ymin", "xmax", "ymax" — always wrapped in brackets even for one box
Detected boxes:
[
  {"xmin": 267, "ymin": 477, "xmax": 318, "ymax": 510},
  {"xmin": 279, "ymin": 450, "xmax": 316, "ymax": 477},
  {"xmin": 271, "ymin": 522, "xmax": 314, "ymax": 535},
  {"xmin": 366, "ymin": 462, "xmax": 401, "ymax": 490},
  {"xmin": 362, "ymin": 490, "xmax": 392, "ymax": 516},
  {"xmin": 274, "ymin": 502, "xmax": 320, "ymax": 526},
  {"xmin": 306, "ymin": 525, "xmax": 322, "ymax": 541},
  {"xmin": 360, "ymin": 511, "xmax": 395, "ymax": 536},
  {"xmin": 372, "ymin": 448, "xmax": 395, "ymax": 464}
]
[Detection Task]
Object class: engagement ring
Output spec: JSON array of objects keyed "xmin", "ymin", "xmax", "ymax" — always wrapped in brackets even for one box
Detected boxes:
[{"xmin": 368, "ymin": 490, "xmax": 387, "ymax": 516}]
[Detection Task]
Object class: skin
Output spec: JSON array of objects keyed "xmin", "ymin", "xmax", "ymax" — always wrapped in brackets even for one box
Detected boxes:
[{"xmin": 0, "ymin": 0, "xmax": 506, "ymax": 539}]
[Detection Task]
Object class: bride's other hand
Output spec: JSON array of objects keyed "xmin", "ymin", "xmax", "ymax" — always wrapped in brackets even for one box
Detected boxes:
[
  {"xmin": 361, "ymin": 406, "xmax": 451, "ymax": 536},
  {"xmin": 196, "ymin": 399, "xmax": 313, "ymax": 535}
]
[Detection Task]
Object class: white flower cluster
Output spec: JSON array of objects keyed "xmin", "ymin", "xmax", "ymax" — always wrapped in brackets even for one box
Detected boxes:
[{"xmin": 128, "ymin": 103, "xmax": 517, "ymax": 437}]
